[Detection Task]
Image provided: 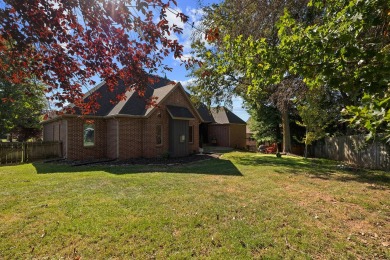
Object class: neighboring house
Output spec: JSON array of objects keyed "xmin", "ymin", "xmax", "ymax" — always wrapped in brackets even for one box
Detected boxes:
[
  {"xmin": 197, "ymin": 105, "xmax": 246, "ymax": 149},
  {"xmin": 42, "ymin": 76, "xmax": 246, "ymax": 160},
  {"xmin": 246, "ymin": 119, "xmax": 257, "ymax": 151}
]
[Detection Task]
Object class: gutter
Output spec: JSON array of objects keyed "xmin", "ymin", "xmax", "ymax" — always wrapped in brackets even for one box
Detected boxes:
[{"xmin": 41, "ymin": 114, "xmax": 147, "ymax": 124}]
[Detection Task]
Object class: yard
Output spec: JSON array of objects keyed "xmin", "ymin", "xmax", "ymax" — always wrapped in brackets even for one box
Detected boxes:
[{"xmin": 0, "ymin": 152, "xmax": 389, "ymax": 259}]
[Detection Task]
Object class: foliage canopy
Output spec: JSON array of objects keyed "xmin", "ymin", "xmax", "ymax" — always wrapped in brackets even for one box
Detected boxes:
[
  {"xmin": 0, "ymin": 0, "xmax": 187, "ymax": 114},
  {"xmin": 188, "ymin": 0, "xmax": 389, "ymax": 144}
]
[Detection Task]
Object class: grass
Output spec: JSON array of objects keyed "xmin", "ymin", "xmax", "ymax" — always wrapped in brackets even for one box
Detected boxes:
[{"xmin": 0, "ymin": 152, "xmax": 389, "ymax": 259}]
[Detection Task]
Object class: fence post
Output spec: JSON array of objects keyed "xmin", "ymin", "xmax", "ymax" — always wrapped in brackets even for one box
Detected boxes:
[
  {"xmin": 59, "ymin": 141, "xmax": 63, "ymax": 158},
  {"xmin": 22, "ymin": 142, "xmax": 27, "ymax": 163}
]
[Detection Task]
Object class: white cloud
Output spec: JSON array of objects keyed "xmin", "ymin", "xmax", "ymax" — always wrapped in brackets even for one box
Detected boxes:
[
  {"xmin": 177, "ymin": 78, "xmax": 195, "ymax": 91},
  {"xmin": 159, "ymin": 7, "xmax": 185, "ymax": 42},
  {"xmin": 165, "ymin": 7, "xmax": 185, "ymax": 28},
  {"xmin": 172, "ymin": 53, "xmax": 193, "ymax": 66},
  {"xmin": 171, "ymin": 7, "xmax": 206, "ymax": 63}
]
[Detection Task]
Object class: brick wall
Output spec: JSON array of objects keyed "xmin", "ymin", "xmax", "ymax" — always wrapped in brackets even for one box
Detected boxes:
[
  {"xmin": 157, "ymin": 86, "xmax": 200, "ymax": 155},
  {"xmin": 43, "ymin": 85, "xmax": 202, "ymax": 160},
  {"xmin": 67, "ymin": 118, "xmax": 107, "ymax": 160},
  {"xmin": 207, "ymin": 124, "xmax": 246, "ymax": 148},
  {"xmin": 142, "ymin": 110, "xmax": 168, "ymax": 158},
  {"xmin": 106, "ymin": 118, "xmax": 118, "ymax": 159},
  {"xmin": 117, "ymin": 118, "xmax": 144, "ymax": 159},
  {"xmin": 60, "ymin": 120, "xmax": 68, "ymax": 157},
  {"xmin": 113, "ymin": 86, "xmax": 200, "ymax": 159},
  {"xmin": 230, "ymin": 124, "xmax": 246, "ymax": 149},
  {"xmin": 208, "ymin": 124, "xmax": 230, "ymax": 147}
]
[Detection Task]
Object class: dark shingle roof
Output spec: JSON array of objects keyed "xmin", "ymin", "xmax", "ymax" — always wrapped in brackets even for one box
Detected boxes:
[
  {"xmin": 196, "ymin": 103, "xmax": 215, "ymax": 123},
  {"xmin": 75, "ymin": 75, "xmax": 245, "ymax": 125},
  {"xmin": 83, "ymin": 76, "xmax": 174, "ymax": 117},
  {"xmin": 82, "ymin": 80, "xmax": 127, "ymax": 116},
  {"xmin": 210, "ymin": 107, "xmax": 246, "ymax": 124},
  {"xmin": 185, "ymin": 92, "xmax": 245, "ymax": 124},
  {"xmin": 166, "ymin": 105, "xmax": 194, "ymax": 120}
]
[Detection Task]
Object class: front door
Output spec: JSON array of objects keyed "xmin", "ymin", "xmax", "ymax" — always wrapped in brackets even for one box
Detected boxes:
[{"xmin": 169, "ymin": 119, "xmax": 189, "ymax": 157}]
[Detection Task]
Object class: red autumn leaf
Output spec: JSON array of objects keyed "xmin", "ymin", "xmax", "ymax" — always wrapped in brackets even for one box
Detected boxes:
[{"xmin": 0, "ymin": 0, "xmax": 187, "ymax": 115}]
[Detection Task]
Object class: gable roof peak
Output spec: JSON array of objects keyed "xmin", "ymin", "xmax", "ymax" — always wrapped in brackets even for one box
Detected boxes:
[{"xmin": 210, "ymin": 106, "xmax": 246, "ymax": 124}]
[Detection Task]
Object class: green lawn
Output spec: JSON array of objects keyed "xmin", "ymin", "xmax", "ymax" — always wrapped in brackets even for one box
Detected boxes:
[{"xmin": 0, "ymin": 152, "xmax": 389, "ymax": 259}]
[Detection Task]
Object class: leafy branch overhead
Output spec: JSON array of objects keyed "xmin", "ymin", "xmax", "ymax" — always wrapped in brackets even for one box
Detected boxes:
[
  {"xmin": 0, "ymin": 0, "xmax": 188, "ymax": 114},
  {"xmin": 188, "ymin": 0, "xmax": 389, "ymax": 144}
]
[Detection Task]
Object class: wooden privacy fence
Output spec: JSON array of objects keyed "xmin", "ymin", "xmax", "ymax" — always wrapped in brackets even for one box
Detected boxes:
[
  {"xmin": 0, "ymin": 142, "xmax": 62, "ymax": 165},
  {"xmin": 310, "ymin": 135, "xmax": 390, "ymax": 170}
]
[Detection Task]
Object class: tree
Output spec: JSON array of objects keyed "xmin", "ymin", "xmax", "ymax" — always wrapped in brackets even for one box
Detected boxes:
[
  {"xmin": 0, "ymin": 0, "xmax": 187, "ymax": 113},
  {"xmin": 187, "ymin": 0, "xmax": 310, "ymax": 153},
  {"xmin": 345, "ymin": 93, "xmax": 390, "ymax": 142},
  {"xmin": 0, "ymin": 79, "xmax": 47, "ymax": 141},
  {"xmin": 190, "ymin": 0, "xmax": 389, "ymax": 156},
  {"xmin": 275, "ymin": 0, "xmax": 389, "ymax": 142},
  {"xmin": 248, "ymin": 105, "xmax": 281, "ymax": 144},
  {"xmin": 296, "ymin": 86, "xmax": 341, "ymax": 158}
]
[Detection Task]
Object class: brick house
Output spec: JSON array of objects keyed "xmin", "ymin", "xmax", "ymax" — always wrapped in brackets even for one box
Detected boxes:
[
  {"xmin": 246, "ymin": 118, "xmax": 257, "ymax": 151},
  {"xmin": 42, "ymin": 76, "xmax": 246, "ymax": 160},
  {"xmin": 197, "ymin": 105, "xmax": 247, "ymax": 149}
]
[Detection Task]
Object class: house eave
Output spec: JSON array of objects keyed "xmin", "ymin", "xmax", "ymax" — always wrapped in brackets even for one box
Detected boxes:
[
  {"xmin": 209, "ymin": 123, "xmax": 247, "ymax": 126},
  {"xmin": 169, "ymin": 116, "xmax": 195, "ymax": 120},
  {"xmin": 145, "ymin": 82, "xmax": 204, "ymax": 123},
  {"xmin": 41, "ymin": 114, "xmax": 114, "ymax": 124},
  {"xmin": 40, "ymin": 114, "xmax": 74, "ymax": 124},
  {"xmin": 105, "ymin": 114, "xmax": 145, "ymax": 119}
]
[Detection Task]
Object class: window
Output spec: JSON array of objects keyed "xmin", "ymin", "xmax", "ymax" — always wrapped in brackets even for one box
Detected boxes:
[
  {"xmin": 156, "ymin": 125, "xmax": 162, "ymax": 145},
  {"xmin": 180, "ymin": 134, "xmax": 185, "ymax": 143},
  {"xmin": 83, "ymin": 122, "xmax": 95, "ymax": 147},
  {"xmin": 188, "ymin": 125, "xmax": 193, "ymax": 143}
]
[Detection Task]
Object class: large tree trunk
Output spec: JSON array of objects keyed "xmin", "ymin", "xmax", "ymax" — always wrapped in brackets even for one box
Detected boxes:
[
  {"xmin": 304, "ymin": 129, "xmax": 308, "ymax": 159},
  {"xmin": 281, "ymin": 109, "xmax": 291, "ymax": 153}
]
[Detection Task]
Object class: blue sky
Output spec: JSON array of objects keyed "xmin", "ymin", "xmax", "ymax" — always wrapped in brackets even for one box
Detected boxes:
[{"xmin": 158, "ymin": 0, "xmax": 250, "ymax": 121}]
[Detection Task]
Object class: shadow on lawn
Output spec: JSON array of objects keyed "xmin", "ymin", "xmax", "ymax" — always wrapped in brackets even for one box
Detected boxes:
[
  {"xmin": 234, "ymin": 155, "xmax": 390, "ymax": 187},
  {"xmin": 32, "ymin": 158, "xmax": 243, "ymax": 176}
]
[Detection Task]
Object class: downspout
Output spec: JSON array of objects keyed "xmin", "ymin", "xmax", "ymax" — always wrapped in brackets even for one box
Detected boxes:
[
  {"xmin": 116, "ymin": 118, "xmax": 119, "ymax": 159},
  {"xmin": 228, "ymin": 125, "xmax": 231, "ymax": 147},
  {"xmin": 65, "ymin": 120, "xmax": 68, "ymax": 159},
  {"xmin": 142, "ymin": 119, "xmax": 145, "ymax": 157}
]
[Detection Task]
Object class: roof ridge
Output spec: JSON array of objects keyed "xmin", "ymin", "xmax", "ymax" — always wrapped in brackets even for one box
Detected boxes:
[
  {"xmin": 144, "ymin": 83, "xmax": 178, "ymax": 117},
  {"xmin": 107, "ymin": 89, "xmax": 135, "ymax": 116},
  {"xmin": 83, "ymin": 81, "xmax": 106, "ymax": 99},
  {"xmin": 209, "ymin": 105, "xmax": 246, "ymax": 124}
]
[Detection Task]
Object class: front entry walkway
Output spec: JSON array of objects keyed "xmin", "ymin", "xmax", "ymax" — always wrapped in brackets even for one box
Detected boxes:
[{"xmin": 203, "ymin": 145, "xmax": 234, "ymax": 153}]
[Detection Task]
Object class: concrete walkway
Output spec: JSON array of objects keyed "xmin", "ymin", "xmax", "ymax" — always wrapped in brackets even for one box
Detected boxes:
[{"xmin": 203, "ymin": 145, "xmax": 234, "ymax": 153}]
